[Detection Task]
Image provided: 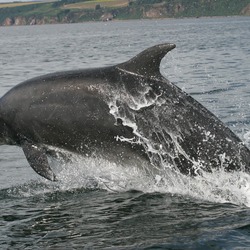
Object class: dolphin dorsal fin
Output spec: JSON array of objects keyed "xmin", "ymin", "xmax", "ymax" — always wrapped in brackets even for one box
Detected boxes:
[{"xmin": 117, "ymin": 43, "xmax": 176, "ymax": 78}]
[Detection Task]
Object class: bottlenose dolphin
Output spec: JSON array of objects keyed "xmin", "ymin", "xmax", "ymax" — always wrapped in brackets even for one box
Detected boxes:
[{"xmin": 0, "ymin": 43, "xmax": 249, "ymax": 181}]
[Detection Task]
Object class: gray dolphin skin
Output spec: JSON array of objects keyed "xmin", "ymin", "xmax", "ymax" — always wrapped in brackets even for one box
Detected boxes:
[{"xmin": 0, "ymin": 43, "xmax": 250, "ymax": 181}]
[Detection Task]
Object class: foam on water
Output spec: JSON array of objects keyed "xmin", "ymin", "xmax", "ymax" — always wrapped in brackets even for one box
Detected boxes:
[
  {"xmin": 4, "ymin": 147, "xmax": 250, "ymax": 207},
  {"xmin": 54, "ymin": 152, "xmax": 250, "ymax": 206},
  {"xmin": 243, "ymin": 130, "xmax": 250, "ymax": 148}
]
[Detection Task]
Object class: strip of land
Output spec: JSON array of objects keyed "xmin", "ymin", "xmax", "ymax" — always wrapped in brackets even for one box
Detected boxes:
[{"xmin": 0, "ymin": 0, "xmax": 249, "ymax": 26}]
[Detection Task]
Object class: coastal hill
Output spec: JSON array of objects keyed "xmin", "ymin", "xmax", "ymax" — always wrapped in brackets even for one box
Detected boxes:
[{"xmin": 1, "ymin": 0, "xmax": 250, "ymax": 26}]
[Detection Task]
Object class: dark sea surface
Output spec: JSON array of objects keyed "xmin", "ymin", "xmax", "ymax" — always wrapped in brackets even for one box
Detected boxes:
[{"xmin": 0, "ymin": 17, "xmax": 250, "ymax": 249}]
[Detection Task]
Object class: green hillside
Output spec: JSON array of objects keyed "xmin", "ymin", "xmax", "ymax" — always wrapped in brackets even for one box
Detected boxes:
[{"xmin": 0, "ymin": 0, "xmax": 249, "ymax": 26}]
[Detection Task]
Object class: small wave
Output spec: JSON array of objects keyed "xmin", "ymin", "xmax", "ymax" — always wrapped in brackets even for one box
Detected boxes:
[
  {"xmin": 190, "ymin": 87, "xmax": 230, "ymax": 96},
  {"xmin": 0, "ymin": 181, "xmax": 54, "ymax": 200}
]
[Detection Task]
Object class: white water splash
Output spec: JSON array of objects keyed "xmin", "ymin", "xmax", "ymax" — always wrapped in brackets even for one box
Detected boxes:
[
  {"xmin": 5, "ymin": 151, "xmax": 250, "ymax": 207},
  {"xmin": 243, "ymin": 130, "xmax": 250, "ymax": 148},
  {"xmin": 36, "ymin": 82, "xmax": 250, "ymax": 207},
  {"xmin": 48, "ymin": 154, "xmax": 250, "ymax": 206}
]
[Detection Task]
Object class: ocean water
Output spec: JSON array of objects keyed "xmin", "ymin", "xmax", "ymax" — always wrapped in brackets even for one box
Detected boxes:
[{"xmin": 0, "ymin": 16, "xmax": 250, "ymax": 249}]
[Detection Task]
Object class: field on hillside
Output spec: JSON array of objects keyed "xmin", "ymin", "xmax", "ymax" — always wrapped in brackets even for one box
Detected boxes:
[
  {"xmin": 0, "ymin": 0, "xmax": 129, "ymax": 10},
  {"xmin": 63, "ymin": 0, "xmax": 129, "ymax": 10},
  {"xmin": 0, "ymin": 1, "xmax": 44, "ymax": 8}
]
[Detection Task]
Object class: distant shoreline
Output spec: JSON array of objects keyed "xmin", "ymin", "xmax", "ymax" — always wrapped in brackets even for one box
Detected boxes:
[
  {"xmin": 1, "ymin": 14, "xmax": 249, "ymax": 28},
  {"xmin": 0, "ymin": 0, "xmax": 249, "ymax": 27}
]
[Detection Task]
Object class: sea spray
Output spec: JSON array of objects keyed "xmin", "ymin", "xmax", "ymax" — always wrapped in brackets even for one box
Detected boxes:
[{"xmin": 3, "ymin": 152, "xmax": 250, "ymax": 207}]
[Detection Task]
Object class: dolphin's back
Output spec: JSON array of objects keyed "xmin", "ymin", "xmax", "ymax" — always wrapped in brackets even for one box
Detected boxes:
[{"xmin": 1, "ymin": 66, "xmax": 124, "ymax": 147}]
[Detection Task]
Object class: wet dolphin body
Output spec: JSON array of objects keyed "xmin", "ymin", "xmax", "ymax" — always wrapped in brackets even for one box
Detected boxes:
[{"xmin": 0, "ymin": 43, "xmax": 250, "ymax": 181}]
